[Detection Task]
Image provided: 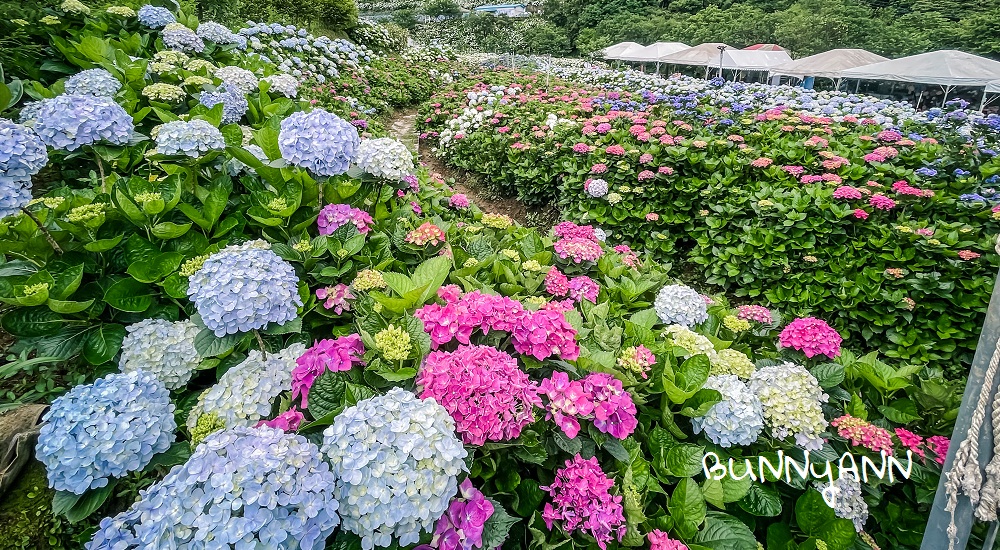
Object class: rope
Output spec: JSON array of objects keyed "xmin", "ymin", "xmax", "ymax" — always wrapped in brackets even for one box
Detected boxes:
[
  {"xmin": 945, "ymin": 334, "xmax": 1000, "ymax": 549},
  {"xmin": 976, "ymin": 386, "xmax": 1000, "ymax": 521}
]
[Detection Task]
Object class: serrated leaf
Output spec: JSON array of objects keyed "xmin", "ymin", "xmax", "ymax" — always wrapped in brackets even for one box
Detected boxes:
[
  {"xmin": 83, "ymin": 323, "xmax": 125, "ymax": 365},
  {"xmin": 308, "ymin": 370, "xmax": 348, "ymax": 420},
  {"xmin": 481, "ymin": 498, "xmax": 520, "ymax": 550},
  {"xmin": 554, "ymin": 430, "xmax": 582, "ymax": 455},
  {"xmin": 737, "ymin": 483, "xmax": 782, "ymax": 517},
  {"xmin": 692, "ymin": 512, "xmax": 758, "ymax": 550},
  {"xmin": 194, "ymin": 328, "xmax": 243, "ymax": 357},
  {"xmin": 1, "ymin": 307, "xmax": 63, "ymax": 337}
]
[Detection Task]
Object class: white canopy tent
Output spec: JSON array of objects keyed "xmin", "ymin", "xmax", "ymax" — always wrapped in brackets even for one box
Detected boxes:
[
  {"xmin": 770, "ymin": 48, "xmax": 889, "ymax": 87},
  {"xmin": 622, "ymin": 42, "xmax": 690, "ymax": 72},
  {"xmin": 658, "ymin": 43, "xmax": 733, "ymax": 77},
  {"xmin": 602, "ymin": 42, "xmax": 643, "ymax": 60},
  {"xmin": 984, "ymin": 79, "xmax": 1000, "ymax": 111},
  {"xmin": 842, "ymin": 50, "xmax": 1000, "ymax": 104},
  {"xmin": 721, "ymin": 49, "xmax": 792, "ymax": 71}
]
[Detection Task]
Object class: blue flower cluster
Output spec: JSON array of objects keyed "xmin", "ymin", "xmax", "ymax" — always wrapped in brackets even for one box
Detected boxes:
[
  {"xmin": 29, "ymin": 95, "xmax": 133, "ymax": 152},
  {"xmin": 691, "ymin": 375, "xmax": 764, "ymax": 447},
  {"xmin": 137, "ymin": 4, "xmax": 175, "ymax": 28},
  {"xmin": 915, "ymin": 167, "xmax": 938, "ymax": 177},
  {"xmin": 187, "ymin": 240, "xmax": 302, "ymax": 336},
  {"xmin": 238, "ymin": 22, "xmax": 375, "ymax": 82},
  {"xmin": 278, "ymin": 109, "xmax": 359, "ymax": 177},
  {"xmin": 355, "ymin": 138, "xmax": 415, "ymax": 181},
  {"xmin": 215, "ymin": 66, "xmax": 259, "ymax": 94},
  {"xmin": 153, "ymin": 119, "xmax": 225, "ymax": 157},
  {"xmin": 36, "ymin": 370, "xmax": 176, "ymax": 494},
  {"xmin": 653, "ymin": 284, "xmax": 708, "ymax": 327},
  {"xmin": 195, "ymin": 21, "xmax": 246, "ymax": 48},
  {"xmin": 0, "ymin": 119, "xmax": 48, "ymax": 218},
  {"xmin": 321, "ymin": 388, "xmax": 468, "ymax": 550},
  {"xmin": 162, "ymin": 23, "xmax": 205, "ymax": 53},
  {"xmin": 119, "ymin": 318, "xmax": 202, "ymax": 390},
  {"xmin": 87, "ymin": 426, "xmax": 340, "ymax": 550},
  {"xmin": 199, "ymin": 86, "xmax": 249, "ymax": 124},
  {"xmin": 65, "ymin": 69, "xmax": 122, "ymax": 97},
  {"xmin": 816, "ymin": 476, "xmax": 869, "ymax": 532},
  {"xmin": 263, "ymin": 74, "xmax": 299, "ymax": 98}
]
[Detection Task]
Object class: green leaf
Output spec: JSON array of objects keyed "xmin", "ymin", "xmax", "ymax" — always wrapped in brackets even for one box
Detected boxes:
[
  {"xmin": 692, "ymin": 512, "xmax": 758, "ymax": 550},
  {"xmin": 411, "ymin": 255, "xmax": 452, "ymax": 305},
  {"xmin": 878, "ymin": 401, "xmax": 922, "ymax": 423},
  {"xmin": 1, "ymin": 308, "xmax": 63, "ymax": 337},
  {"xmin": 52, "ymin": 481, "xmax": 117, "ymax": 523},
  {"xmin": 737, "ymin": 483, "xmax": 782, "ymax": 517},
  {"xmin": 151, "ymin": 221, "xmax": 193, "ymax": 239},
  {"xmin": 515, "ymin": 479, "xmax": 547, "ymax": 517},
  {"xmin": 127, "ymin": 252, "xmax": 184, "ymax": 283},
  {"xmin": 795, "ymin": 489, "xmax": 836, "ymax": 534},
  {"xmin": 47, "ymin": 298, "xmax": 95, "ymax": 314},
  {"xmin": 814, "ymin": 518, "xmax": 858, "ymax": 550},
  {"xmin": 720, "ymin": 463, "xmax": 753, "ymax": 503},
  {"xmin": 669, "ymin": 478, "xmax": 707, "ymax": 530},
  {"xmin": 84, "ymin": 234, "xmax": 124, "ymax": 252},
  {"xmin": 325, "ymin": 532, "xmax": 364, "ymax": 550},
  {"xmin": 194, "ymin": 328, "xmax": 244, "ymax": 357},
  {"xmin": 36, "ymin": 326, "xmax": 90, "ymax": 359},
  {"xmin": 628, "ymin": 308, "xmax": 659, "ymax": 329},
  {"xmin": 603, "ymin": 438, "xmax": 631, "ymax": 462},
  {"xmin": 142, "ymin": 442, "xmax": 191, "ymax": 472},
  {"xmin": 679, "ymin": 388, "xmax": 722, "ymax": 417},
  {"xmin": 665, "ymin": 354, "xmax": 710, "ymax": 403},
  {"xmin": 83, "ymin": 323, "xmax": 125, "ymax": 365},
  {"xmin": 104, "ymin": 278, "xmax": 155, "ymax": 312},
  {"xmin": 162, "ymin": 273, "xmax": 189, "ymax": 299},
  {"xmin": 261, "ymin": 317, "xmax": 302, "ymax": 335},
  {"xmin": 308, "ymin": 370, "xmax": 348, "ymax": 420},
  {"xmin": 481, "ymin": 498, "xmax": 520, "ymax": 550},
  {"xmin": 49, "ymin": 263, "xmax": 84, "ymax": 300},
  {"xmin": 666, "ymin": 443, "xmax": 705, "ymax": 477},
  {"xmin": 554, "ymin": 431, "xmax": 582, "ymax": 455},
  {"xmin": 810, "ymin": 362, "xmax": 845, "ymax": 388}
]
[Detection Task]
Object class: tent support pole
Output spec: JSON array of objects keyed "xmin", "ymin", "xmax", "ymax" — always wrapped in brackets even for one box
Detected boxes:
[
  {"xmin": 942, "ymin": 85, "xmax": 953, "ymax": 106},
  {"xmin": 855, "ymin": 80, "xmax": 860, "ymax": 93},
  {"xmin": 917, "ymin": 90, "xmax": 924, "ymax": 110}
]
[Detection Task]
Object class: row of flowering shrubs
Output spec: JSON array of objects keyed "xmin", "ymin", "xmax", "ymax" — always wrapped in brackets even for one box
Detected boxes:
[
  {"xmin": 0, "ymin": 5, "xmax": 962, "ymax": 550},
  {"xmin": 417, "ymin": 70, "xmax": 1000, "ymax": 375}
]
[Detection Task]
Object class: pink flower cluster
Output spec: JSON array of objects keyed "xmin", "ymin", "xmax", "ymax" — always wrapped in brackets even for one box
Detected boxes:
[
  {"xmin": 419, "ymin": 479, "xmax": 494, "ymax": 550},
  {"xmin": 605, "ymin": 145, "xmax": 626, "ymax": 156},
  {"xmin": 449, "ymin": 193, "xmax": 470, "ymax": 209},
  {"xmin": 513, "ymin": 309, "xmax": 581, "ymax": 361},
  {"xmin": 546, "ymin": 267, "xmax": 599, "ymax": 303},
  {"xmin": 257, "ymin": 408, "xmax": 305, "ymax": 432},
  {"xmin": 554, "ymin": 238, "xmax": 604, "ymax": 264},
  {"xmin": 927, "ymin": 435, "xmax": 950, "ymax": 465},
  {"xmin": 591, "ymin": 163, "xmax": 608, "ymax": 174},
  {"xmin": 648, "ymin": 530, "xmax": 689, "ymax": 550},
  {"xmin": 832, "ymin": 186, "xmax": 863, "ymax": 200},
  {"xmin": 406, "ymin": 222, "xmax": 447, "ymax": 246},
  {"xmin": 751, "ymin": 157, "xmax": 773, "ymax": 168},
  {"xmin": 737, "ymin": 305, "xmax": 772, "ymax": 324},
  {"xmin": 869, "ymin": 194, "xmax": 896, "ymax": 210},
  {"xmin": 417, "ymin": 345, "xmax": 541, "ymax": 445},
  {"xmin": 854, "ymin": 209, "xmax": 869, "ymax": 220},
  {"xmin": 892, "ymin": 180, "xmax": 934, "ymax": 198},
  {"xmin": 958, "ymin": 250, "xmax": 981, "ymax": 260},
  {"xmin": 782, "ymin": 165, "xmax": 805, "ymax": 176},
  {"xmin": 291, "ymin": 334, "xmax": 366, "ymax": 408},
  {"xmin": 316, "ymin": 284, "xmax": 354, "ymax": 314},
  {"xmin": 830, "ymin": 415, "xmax": 894, "ymax": 454},
  {"xmin": 639, "ymin": 153, "xmax": 653, "ymax": 164},
  {"xmin": 538, "ymin": 372, "xmax": 637, "ymax": 439},
  {"xmin": 317, "ymin": 203, "xmax": 374, "ymax": 236},
  {"xmin": 894, "ymin": 428, "xmax": 925, "ymax": 458},
  {"xmin": 638, "ymin": 170, "xmax": 655, "ymax": 181},
  {"xmin": 614, "ymin": 244, "xmax": 640, "ymax": 268},
  {"xmin": 542, "ymin": 455, "xmax": 626, "ymax": 550},
  {"xmin": 415, "ymin": 288, "xmax": 526, "ymax": 347},
  {"xmin": 553, "ymin": 221, "xmax": 598, "ymax": 240},
  {"xmin": 658, "ymin": 166, "xmax": 674, "ymax": 175},
  {"xmin": 778, "ymin": 317, "xmax": 842, "ymax": 358},
  {"xmin": 572, "ymin": 142, "xmax": 590, "ymax": 154}
]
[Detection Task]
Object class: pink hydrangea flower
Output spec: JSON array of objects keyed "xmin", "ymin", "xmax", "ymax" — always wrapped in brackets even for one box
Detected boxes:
[
  {"xmin": 853, "ymin": 209, "xmax": 869, "ymax": 220},
  {"xmin": 545, "ymin": 267, "xmax": 570, "ymax": 296},
  {"xmin": 927, "ymin": 435, "xmax": 950, "ymax": 465},
  {"xmin": 512, "ymin": 309, "xmax": 580, "ymax": 361},
  {"xmin": 831, "ymin": 415, "xmax": 894, "ymax": 454},
  {"xmin": 916, "ymin": 228, "xmax": 934, "ymax": 236},
  {"xmin": 554, "ymin": 238, "xmax": 604, "ymax": 264},
  {"xmin": 958, "ymin": 250, "xmax": 981, "ymax": 260},
  {"xmin": 782, "ymin": 165, "xmax": 805, "ymax": 176},
  {"xmin": 801, "ymin": 175, "xmax": 824, "ymax": 184},
  {"xmin": 869, "ymin": 194, "xmax": 896, "ymax": 210},
  {"xmin": 406, "ymin": 222, "xmax": 447, "ymax": 246},
  {"xmin": 585, "ymin": 373, "xmax": 638, "ymax": 439},
  {"xmin": 438, "ymin": 284, "xmax": 463, "ymax": 303},
  {"xmin": 316, "ymin": 284, "xmax": 354, "ymax": 314},
  {"xmin": 658, "ymin": 166, "xmax": 674, "ymax": 175},
  {"xmin": 291, "ymin": 335, "xmax": 366, "ymax": 407},
  {"xmin": 779, "ymin": 317, "xmax": 842, "ymax": 358},
  {"xmin": 832, "ymin": 186, "xmax": 863, "ymax": 200},
  {"xmin": 415, "ymin": 290, "xmax": 528, "ymax": 347},
  {"xmin": 605, "ymin": 145, "xmax": 626, "ymax": 156},
  {"xmin": 596, "ymin": 123, "xmax": 612, "ymax": 134},
  {"xmin": 417, "ymin": 345, "xmax": 541, "ymax": 445},
  {"xmin": 638, "ymin": 170, "xmax": 655, "ymax": 181},
  {"xmin": 737, "ymin": 304, "xmax": 772, "ymax": 324},
  {"xmin": 572, "ymin": 142, "xmax": 590, "ymax": 154},
  {"xmin": 568, "ymin": 275, "xmax": 599, "ymax": 303},
  {"xmin": 317, "ymin": 203, "xmax": 373, "ymax": 235},
  {"xmin": 639, "ymin": 153, "xmax": 653, "ymax": 164},
  {"xmin": 895, "ymin": 428, "xmax": 926, "ymax": 458},
  {"xmin": 591, "ymin": 163, "xmax": 608, "ymax": 174},
  {"xmin": 553, "ymin": 221, "xmax": 598, "ymax": 241},
  {"xmin": 449, "ymin": 193, "xmax": 470, "ymax": 209},
  {"xmin": 614, "ymin": 244, "xmax": 640, "ymax": 268},
  {"xmin": 421, "ymin": 479, "xmax": 495, "ymax": 550},
  {"xmin": 256, "ymin": 408, "xmax": 305, "ymax": 432},
  {"xmin": 648, "ymin": 530, "xmax": 689, "ymax": 550},
  {"xmin": 751, "ymin": 157, "xmax": 773, "ymax": 168},
  {"xmin": 541, "ymin": 455, "xmax": 626, "ymax": 550}
]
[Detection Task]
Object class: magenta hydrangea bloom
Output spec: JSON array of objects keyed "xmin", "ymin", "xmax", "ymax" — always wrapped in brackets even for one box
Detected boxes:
[
  {"xmin": 927, "ymin": 435, "xmax": 950, "ymax": 465},
  {"xmin": 256, "ymin": 408, "xmax": 305, "ymax": 432},
  {"xmin": 779, "ymin": 317, "xmax": 842, "ymax": 359},
  {"xmin": 737, "ymin": 305, "xmax": 772, "ymax": 324},
  {"xmin": 541, "ymin": 455, "xmax": 626, "ymax": 550},
  {"xmin": 449, "ymin": 194, "xmax": 470, "ymax": 209},
  {"xmin": 316, "ymin": 284, "xmax": 354, "ymax": 314},
  {"xmin": 572, "ymin": 142, "xmax": 590, "ymax": 154},
  {"xmin": 538, "ymin": 372, "xmax": 636, "ymax": 439},
  {"xmin": 419, "ymin": 479, "xmax": 495, "ymax": 550},
  {"xmin": 553, "ymin": 237, "xmax": 603, "ymax": 264},
  {"xmin": 542, "ymin": 299, "xmax": 576, "ymax": 313},
  {"xmin": 648, "ymin": 530, "xmax": 689, "ymax": 550},
  {"xmin": 538, "ymin": 371, "xmax": 592, "ymax": 438},
  {"xmin": 291, "ymin": 334, "xmax": 365, "ymax": 407},
  {"xmin": 567, "ymin": 276, "xmax": 599, "ymax": 303},
  {"xmin": 417, "ymin": 345, "xmax": 541, "ymax": 445},
  {"xmin": 317, "ymin": 203, "xmax": 373, "ymax": 235},
  {"xmin": 869, "ymin": 194, "xmax": 896, "ymax": 210},
  {"xmin": 895, "ymin": 427, "xmax": 926, "ymax": 458},
  {"xmin": 832, "ymin": 186, "xmax": 863, "ymax": 200},
  {"xmin": 545, "ymin": 267, "xmax": 570, "ymax": 296},
  {"xmin": 552, "ymin": 221, "xmax": 598, "ymax": 241},
  {"xmin": 512, "ymin": 309, "xmax": 580, "ymax": 361},
  {"xmin": 415, "ymin": 290, "xmax": 528, "ymax": 348}
]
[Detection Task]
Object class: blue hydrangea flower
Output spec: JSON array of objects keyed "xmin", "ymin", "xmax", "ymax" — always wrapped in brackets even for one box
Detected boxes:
[
  {"xmin": 355, "ymin": 137, "xmax": 414, "ymax": 180},
  {"xmin": 0, "ymin": 176, "xmax": 32, "ymax": 219},
  {"xmin": 0, "ymin": 119, "xmax": 48, "ymax": 177},
  {"xmin": 35, "ymin": 370, "xmax": 176, "ymax": 494},
  {"xmin": 119, "ymin": 319, "xmax": 202, "ymax": 390},
  {"xmin": 915, "ymin": 167, "xmax": 938, "ymax": 177},
  {"xmin": 162, "ymin": 23, "xmax": 205, "ymax": 53},
  {"xmin": 653, "ymin": 284, "xmax": 708, "ymax": 327},
  {"xmin": 816, "ymin": 476, "xmax": 869, "ymax": 532},
  {"xmin": 137, "ymin": 4, "xmax": 175, "ymax": 28},
  {"xmin": 187, "ymin": 240, "xmax": 302, "ymax": 336},
  {"xmin": 186, "ymin": 343, "xmax": 304, "ymax": 437},
  {"xmin": 954, "ymin": 168, "xmax": 971, "ymax": 177},
  {"xmin": 262, "ymin": 74, "xmax": 299, "ymax": 98},
  {"xmin": 87, "ymin": 425, "xmax": 340, "ymax": 550},
  {"xmin": 321, "ymin": 388, "xmax": 468, "ymax": 550},
  {"xmin": 65, "ymin": 69, "xmax": 122, "ymax": 97},
  {"xmin": 195, "ymin": 21, "xmax": 241, "ymax": 45},
  {"xmin": 198, "ymin": 86, "xmax": 248, "ymax": 124},
  {"xmin": 278, "ymin": 109, "xmax": 359, "ymax": 177},
  {"xmin": 214, "ymin": 66, "xmax": 259, "ymax": 94},
  {"xmin": 30, "ymin": 95, "xmax": 133, "ymax": 152},
  {"xmin": 691, "ymin": 375, "xmax": 763, "ymax": 447},
  {"xmin": 153, "ymin": 119, "xmax": 225, "ymax": 157}
]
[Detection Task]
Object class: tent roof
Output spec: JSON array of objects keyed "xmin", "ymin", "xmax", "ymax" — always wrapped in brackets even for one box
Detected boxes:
[
  {"xmin": 620, "ymin": 41, "xmax": 690, "ymax": 62},
  {"xmin": 658, "ymin": 43, "xmax": 733, "ymax": 65},
  {"xmin": 602, "ymin": 42, "xmax": 643, "ymax": 59},
  {"xmin": 721, "ymin": 49, "xmax": 792, "ymax": 71},
  {"xmin": 770, "ymin": 48, "xmax": 889, "ymax": 79},
  {"xmin": 745, "ymin": 44, "xmax": 785, "ymax": 51},
  {"xmin": 987, "ymin": 79, "xmax": 1000, "ymax": 93},
  {"xmin": 841, "ymin": 50, "xmax": 1000, "ymax": 87}
]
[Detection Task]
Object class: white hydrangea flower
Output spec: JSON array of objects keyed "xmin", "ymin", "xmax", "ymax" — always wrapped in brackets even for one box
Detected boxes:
[
  {"xmin": 663, "ymin": 324, "xmax": 717, "ymax": 362},
  {"xmin": 355, "ymin": 137, "xmax": 415, "ymax": 181},
  {"xmin": 748, "ymin": 362, "xmax": 829, "ymax": 450},
  {"xmin": 119, "ymin": 319, "xmax": 201, "ymax": 390},
  {"xmin": 710, "ymin": 348, "xmax": 756, "ymax": 379}
]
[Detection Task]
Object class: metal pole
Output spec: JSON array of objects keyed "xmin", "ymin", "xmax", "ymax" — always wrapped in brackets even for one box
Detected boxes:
[{"xmin": 942, "ymin": 85, "xmax": 951, "ymax": 105}]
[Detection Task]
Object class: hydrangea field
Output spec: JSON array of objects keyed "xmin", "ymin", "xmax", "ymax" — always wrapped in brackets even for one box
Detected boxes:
[
  {"xmin": 0, "ymin": 3, "xmax": 979, "ymax": 550},
  {"xmin": 419, "ymin": 68, "xmax": 1000, "ymax": 374}
]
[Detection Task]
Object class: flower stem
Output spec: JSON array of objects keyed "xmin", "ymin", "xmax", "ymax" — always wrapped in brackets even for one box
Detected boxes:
[
  {"xmin": 95, "ymin": 154, "xmax": 107, "ymax": 195},
  {"xmin": 20, "ymin": 207, "xmax": 63, "ymax": 255},
  {"xmin": 253, "ymin": 329, "xmax": 268, "ymax": 359}
]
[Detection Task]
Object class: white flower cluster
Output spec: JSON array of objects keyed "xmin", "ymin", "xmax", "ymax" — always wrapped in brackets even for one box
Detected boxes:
[
  {"xmin": 214, "ymin": 65, "xmax": 259, "ymax": 94},
  {"xmin": 262, "ymin": 73, "xmax": 299, "ymax": 98},
  {"xmin": 186, "ymin": 343, "xmax": 305, "ymax": 435},
  {"xmin": 437, "ymin": 107, "xmax": 494, "ymax": 150},
  {"xmin": 653, "ymin": 284, "xmax": 708, "ymax": 327},
  {"xmin": 321, "ymin": 388, "xmax": 468, "ymax": 550},
  {"xmin": 710, "ymin": 348, "xmax": 756, "ymax": 379},
  {"xmin": 748, "ymin": 362, "xmax": 829, "ymax": 450},
  {"xmin": 356, "ymin": 138, "xmax": 415, "ymax": 181},
  {"xmin": 663, "ymin": 324, "xmax": 717, "ymax": 361},
  {"xmin": 586, "ymin": 178, "xmax": 608, "ymax": 198},
  {"xmin": 119, "ymin": 318, "xmax": 202, "ymax": 390},
  {"xmin": 692, "ymin": 374, "xmax": 764, "ymax": 447}
]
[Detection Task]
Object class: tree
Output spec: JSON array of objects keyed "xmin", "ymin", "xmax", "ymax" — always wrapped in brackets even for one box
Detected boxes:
[
  {"xmin": 772, "ymin": 0, "xmax": 877, "ymax": 56},
  {"xmin": 958, "ymin": 11, "xmax": 1000, "ymax": 57},
  {"xmin": 520, "ymin": 20, "xmax": 571, "ymax": 56},
  {"xmin": 317, "ymin": 0, "xmax": 359, "ymax": 31},
  {"xmin": 392, "ymin": 9, "xmax": 419, "ymax": 30},
  {"xmin": 423, "ymin": 0, "xmax": 462, "ymax": 18}
]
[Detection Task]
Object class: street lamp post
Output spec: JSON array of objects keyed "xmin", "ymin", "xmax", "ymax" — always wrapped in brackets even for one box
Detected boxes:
[{"xmin": 717, "ymin": 45, "xmax": 727, "ymax": 80}]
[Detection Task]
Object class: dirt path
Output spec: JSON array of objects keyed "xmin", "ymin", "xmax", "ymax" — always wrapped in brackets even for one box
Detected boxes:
[{"xmin": 387, "ymin": 108, "xmax": 546, "ymax": 226}]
